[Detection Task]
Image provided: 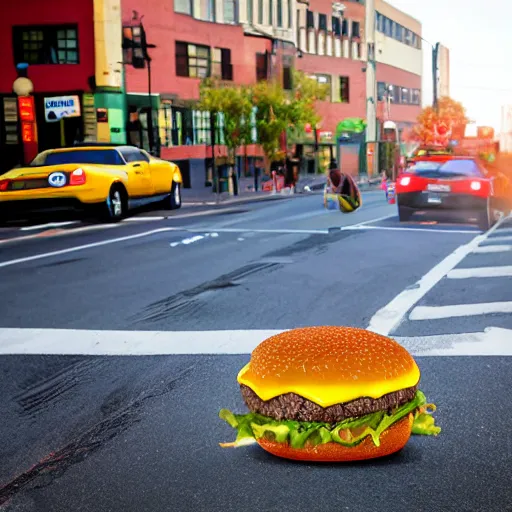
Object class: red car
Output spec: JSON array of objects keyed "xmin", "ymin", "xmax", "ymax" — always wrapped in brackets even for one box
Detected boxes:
[{"xmin": 395, "ymin": 156, "xmax": 500, "ymax": 230}]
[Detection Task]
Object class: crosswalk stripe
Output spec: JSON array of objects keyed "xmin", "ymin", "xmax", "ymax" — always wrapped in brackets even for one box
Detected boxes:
[
  {"xmin": 483, "ymin": 235, "xmax": 512, "ymax": 243},
  {"xmin": 447, "ymin": 265, "xmax": 512, "ymax": 278},
  {"xmin": 472, "ymin": 245, "xmax": 512, "ymax": 253},
  {"xmin": 0, "ymin": 327, "xmax": 511, "ymax": 356},
  {"xmin": 410, "ymin": 301, "xmax": 512, "ymax": 320}
]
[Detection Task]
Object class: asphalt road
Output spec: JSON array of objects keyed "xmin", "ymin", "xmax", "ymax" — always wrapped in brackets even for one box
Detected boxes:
[{"xmin": 0, "ymin": 192, "xmax": 511, "ymax": 511}]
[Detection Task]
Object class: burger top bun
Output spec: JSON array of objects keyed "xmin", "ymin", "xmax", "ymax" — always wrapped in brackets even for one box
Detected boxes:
[{"xmin": 237, "ymin": 326, "xmax": 420, "ymax": 408}]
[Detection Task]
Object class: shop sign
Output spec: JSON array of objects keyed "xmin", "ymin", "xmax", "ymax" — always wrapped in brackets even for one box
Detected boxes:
[
  {"xmin": 21, "ymin": 121, "xmax": 35, "ymax": 143},
  {"xmin": 18, "ymin": 96, "xmax": 35, "ymax": 122},
  {"xmin": 44, "ymin": 95, "xmax": 81, "ymax": 122}
]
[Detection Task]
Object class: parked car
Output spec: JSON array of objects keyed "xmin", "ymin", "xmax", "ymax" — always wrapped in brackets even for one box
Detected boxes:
[{"xmin": 0, "ymin": 144, "xmax": 182, "ymax": 223}]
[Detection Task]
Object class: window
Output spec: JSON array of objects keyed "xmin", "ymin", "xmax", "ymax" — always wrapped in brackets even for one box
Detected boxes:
[
  {"xmin": 212, "ymin": 48, "xmax": 233, "ymax": 80},
  {"xmin": 352, "ymin": 21, "xmax": 360, "ymax": 38},
  {"xmin": 224, "ymin": 0, "xmax": 237, "ymax": 23},
  {"xmin": 412, "ymin": 89, "xmax": 421, "ymax": 105},
  {"xmin": 120, "ymin": 147, "xmax": 149, "ymax": 163},
  {"xmin": 248, "ymin": 0, "xmax": 253, "ymax": 23},
  {"xmin": 342, "ymin": 19, "xmax": 348, "ymax": 36},
  {"xmin": 13, "ymin": 25, "xmax": 79, "ymax": 65},
  {"xmin": 40, "ymin": 149, "xmax": 123, "ymax": 166},
  {"xmin": 332, "ymin": 17, "xmax": 341, "ymax": 36},
  {"xmin": 193, "ymin": 110, "xmax": 211, "ymax": 145},
  {"xmin": 283, "ymin": 55, "xmax": 293, "ymax": 90},
  {"xmin": 288, "ymin": 0, "xmax": 292, "ymax": 28},
  {"xmin": 306, "ymin": 10, "xmax": 314, "ymax": 28},
  {"xmin": 277, "ymin": 0, "xmax": 283, "ymax": 26},
  {"xmin": 269, "ymin": 0, "xmax": 273, "ymax": 25},
  {"xmin": 395, "ymin": 23, "xmax": 403, "ymax": 42},
  {"xmin": 340, "ymin": 76, "xmax": 349, "ymax": 103},
  {"xmin": 175, "ymin": 0, "xmax": 193, "ymax": 15},
  {"xmin": 258, "ymin": 0, "xmax": 263, "ymax": 23},
  {"xmin": 175, "ymin": 42, "xmax": 210, "ymax": 78},
  {"xmin": 376, "ymin": 12, "xmax": 383, "ymax": 32},
  {"xmin": 256, "ymin": 52, "xmax": 268, "ymax": 81},
  {"xmin": 400, "ymin": 88, "xmax": 410, "ymax": 104},
  {"xmin": 318, "ymin": 14, "xmax": 327, "ymax": 31},
  {"xmin": 384, "ymin": 17, "xmax": 392, "ymax": 36},
  {"xmin": 377, "ymin": 82, "xmax": 387, "ymax": 101}
]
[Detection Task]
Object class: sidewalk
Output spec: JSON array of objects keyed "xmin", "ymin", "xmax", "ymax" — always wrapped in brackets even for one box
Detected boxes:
[{"xmin": 181, "ymin": 175, "xmax": 382, "ymax": 207}]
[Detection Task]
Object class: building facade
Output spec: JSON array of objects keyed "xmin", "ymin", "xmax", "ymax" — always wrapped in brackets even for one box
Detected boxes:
[
  {"xmin": 374, "ymin": 0, "xmax": 423, "ymax": 139},
  {"xmin": 437, "ymin": 43, "xmax": 450, "ymax": 98},
  {"xmin": 0, "ymin": 0, "xmax": 127, "ymax": 174},
  {"xmin": 1, "ymin": 0, "xmax": 424, "ymax": 183}
]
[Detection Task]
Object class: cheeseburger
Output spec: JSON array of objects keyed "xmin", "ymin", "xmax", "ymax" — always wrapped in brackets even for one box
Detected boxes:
[{"xmin": 219, "ymin": 326, "xmax": 440, "ymax": 462}]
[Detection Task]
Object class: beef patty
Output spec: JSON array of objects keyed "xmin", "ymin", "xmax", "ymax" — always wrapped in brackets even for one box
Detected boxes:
[{"xmin": 240, "ymin": 384, "xmax": 418, "ymax": 423}]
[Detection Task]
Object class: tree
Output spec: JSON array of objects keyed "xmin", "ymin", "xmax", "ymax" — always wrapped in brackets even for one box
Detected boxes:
[
  {"xmin": 412, "ymin": 96, "xmax": 471, "ymax": 146},
  {"xmin": 252, "ymin": 71, "xmax": 329, "ymax": 173},
  {"xmin": 197, "ymin": 79, "xmax": 253, "ymax": 187}
]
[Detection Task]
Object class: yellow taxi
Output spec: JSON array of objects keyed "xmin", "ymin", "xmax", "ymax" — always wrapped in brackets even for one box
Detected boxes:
[{"xmin": 0, "ymin": 144, "xmax": 183, "ymax": 223}]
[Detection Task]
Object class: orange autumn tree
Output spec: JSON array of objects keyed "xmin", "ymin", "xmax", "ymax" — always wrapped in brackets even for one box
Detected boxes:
[{"xmin": 412, "ymin": 96, "xmax": 471, "ymax": 146}]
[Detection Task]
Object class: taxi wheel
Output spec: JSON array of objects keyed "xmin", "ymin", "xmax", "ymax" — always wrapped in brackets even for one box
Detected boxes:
[
  {"xmin": 161, "ymin": 182, "xmax": 182, "ymax": 210},
  {"xmin": 103, "ymin": 184, "xmax": 127, "ymax": 222}
]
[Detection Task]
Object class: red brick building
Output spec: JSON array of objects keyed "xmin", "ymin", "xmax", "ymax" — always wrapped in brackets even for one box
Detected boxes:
[
  {"xmin": 0, "ymin": 0, "xmax": 129, "ymax": 175},
  {"xmin": 122, "ymin": 1, "xmax": 277, "ymax": 189}
]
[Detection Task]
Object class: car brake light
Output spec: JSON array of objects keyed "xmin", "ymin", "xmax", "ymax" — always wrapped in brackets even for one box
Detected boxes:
[
  {"xmin": 400, "ymin": 176, "xmax": 411, "ymax": 186},
  {"xmin": 470, "ymin": 181, "xmax": 481, "ymax": 191},
  {"xmin": 69, "ymin": 168, "xmax": 86, "ymax": 186},
  {"xmin": 0, "ymin": 179, "xmax": 9, "ymax": 191}
]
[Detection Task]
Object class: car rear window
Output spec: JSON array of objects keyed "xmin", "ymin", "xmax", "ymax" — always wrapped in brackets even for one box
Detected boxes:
[
  {"xmin": 408, "ymin": 159, "xmax": 483, "ymax": 178},
  {"xmin": 32, "ymin": 150, "xmax": 124, "ymax": 166}
]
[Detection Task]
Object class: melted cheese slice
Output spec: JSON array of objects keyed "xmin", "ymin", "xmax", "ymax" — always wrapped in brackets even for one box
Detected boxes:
[{"xmin": 237, "ymin": 362, "xmax": 421, "ymax": 408}]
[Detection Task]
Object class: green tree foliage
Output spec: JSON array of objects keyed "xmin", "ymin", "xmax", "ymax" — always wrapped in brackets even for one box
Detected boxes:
[
  {"xmin": 197, "ymin": 78, "xmax": 253, "ymax": 165},
  {"xmin": 197, "ymin": 71, "xmax": 328, "ymax": 174}
]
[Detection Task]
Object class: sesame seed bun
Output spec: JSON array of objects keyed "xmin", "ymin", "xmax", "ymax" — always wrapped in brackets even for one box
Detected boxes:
[{"xmin": 237, "ymin": 326, "xmax": 421, "ymax": 408}]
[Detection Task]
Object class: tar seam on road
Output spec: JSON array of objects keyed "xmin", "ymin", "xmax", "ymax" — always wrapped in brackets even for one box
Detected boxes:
[{"xmin": 366, "ymin": 213, "xmax": 511, "ymax": 337}]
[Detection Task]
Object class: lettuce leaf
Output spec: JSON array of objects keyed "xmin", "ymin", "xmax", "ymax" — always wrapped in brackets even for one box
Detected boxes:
[{"xmin": 219, "ymin": 390, "xmax": 441, "ymax": 449}]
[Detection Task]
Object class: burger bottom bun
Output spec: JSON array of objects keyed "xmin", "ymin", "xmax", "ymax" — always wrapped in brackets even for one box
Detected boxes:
[{"xmin": 256, "ymin": 413, "xmax": 413, "ymax": 462}]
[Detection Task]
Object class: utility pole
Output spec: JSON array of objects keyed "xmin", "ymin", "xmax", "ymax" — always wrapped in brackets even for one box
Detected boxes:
[
  {"xmin": 432, "ymin": 42, "xmax": 440, "ymax": 112},
  {"xmin": 365, "ymin": 0, "xmax": 378, "ymax": 179}
]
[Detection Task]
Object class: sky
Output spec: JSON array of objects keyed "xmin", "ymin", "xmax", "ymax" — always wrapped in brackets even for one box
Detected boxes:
[{"xmin": 387, "ymin": 0, "xmax": 512, "ymax": 133}]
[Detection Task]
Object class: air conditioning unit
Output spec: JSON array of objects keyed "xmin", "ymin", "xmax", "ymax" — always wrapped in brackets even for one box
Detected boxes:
[{"xmin": 332, "ymin": 2, "xmax": 346, "ymax": 15}]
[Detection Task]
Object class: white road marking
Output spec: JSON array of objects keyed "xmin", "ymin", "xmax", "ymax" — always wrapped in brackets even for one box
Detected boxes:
[
  {"xmin": 409, "ymin": 301, "xmax": 512, "ymax": 320},
  {"xmin": 482, "ymin": 235, "xmax": 512, "ymax": 243},
  {"xmin": 366, "ymin": 214, "xmax": 508, "ymax": 336},
  {"xmin": 447, "ymin": 265, "xmax": 512, "ymax": 279},
  {"xmin": 349, "ymin": 214, "xmax": 395, "ymax": 227},
  {"xmin": 395, "ymin": 327, "xmax": 512, "ymax": 356},
  {"xmin": 123, "ymin": 216, "xmax": 165, "ymax": 221},
  {"xmin": 165, "ymin": 227, "xmax": 330, "ymax": 235},
  {"xmin": 349, "ymin": 225, "xmax": 478, "ymax": 234},
  {"xmin": 1, "ymin": 327, "xmax": 511, "ymax": 356},
  {"xmin": 473, "ymin": 245, "xmax": 512, "ymax": 253},
  {"xmin": 0, "ymin": 227, "xmax": 176, "ymax": 269},
  {"xmin": 21, "ymin": 221, "xmax": 79, "ymax": 231},
  {"xmin": 0, "ymin": 224, "xmax": 119, "ymax": 246}
]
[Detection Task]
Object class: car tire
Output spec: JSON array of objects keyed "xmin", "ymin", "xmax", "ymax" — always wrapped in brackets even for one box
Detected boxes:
[
  {"xmin": 161, "ymin": 182, "xmax": 182, "ymax": 210},
  {"xmin": 478, "ymin": 199, "xmax": 496, "ymax": 231},
  {"xmin": 398, "ymin": 205, "xmax": 413, "ymax": 222},
  {"xmin": 102, "ymin": 184, "xmax": 127, "ymax": 223}
]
